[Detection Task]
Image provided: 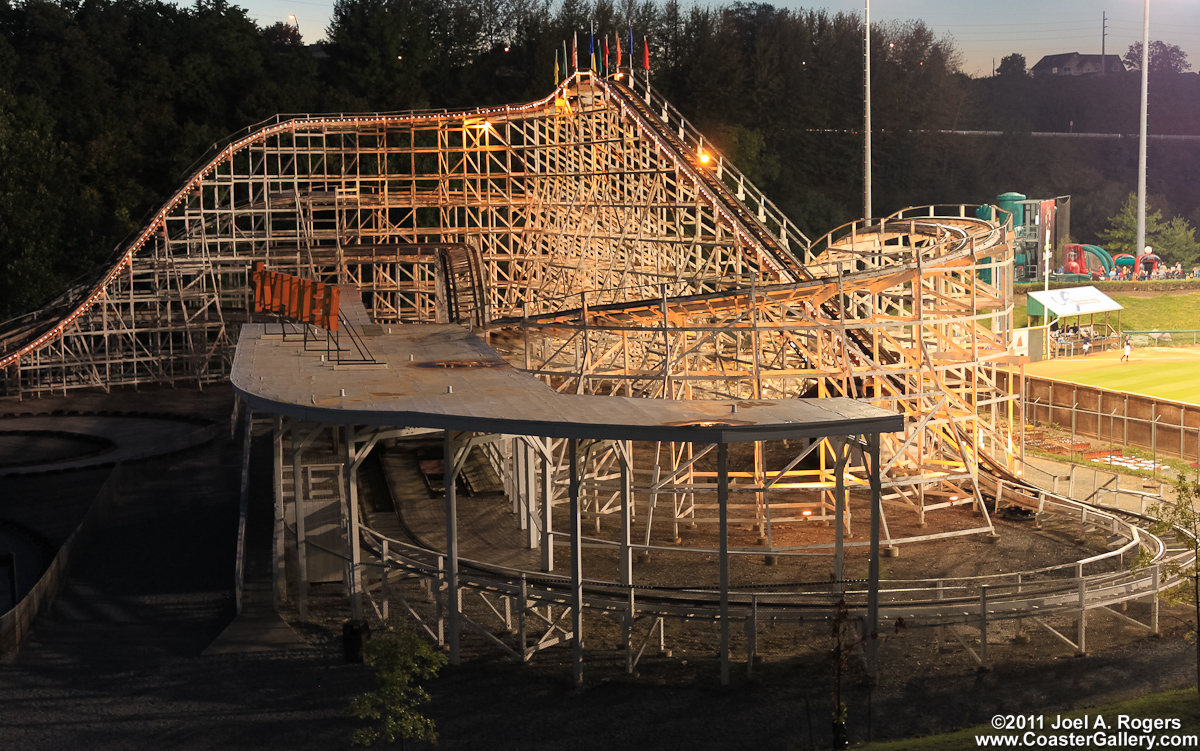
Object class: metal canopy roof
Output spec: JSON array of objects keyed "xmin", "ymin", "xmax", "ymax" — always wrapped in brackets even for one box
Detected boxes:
[
  {"xmin": 1027, "ymin": 286, "xmax": 1123, "ymax": 317},
  {"xmin": 231, "ymin": 323, "xmax": 902, "ymax": 444}
]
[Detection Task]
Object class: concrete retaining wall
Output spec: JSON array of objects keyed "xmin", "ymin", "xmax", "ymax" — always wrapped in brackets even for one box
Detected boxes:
[{"xmin": 0, "ymin": 465, "xmax": 120, "ymax": 660}]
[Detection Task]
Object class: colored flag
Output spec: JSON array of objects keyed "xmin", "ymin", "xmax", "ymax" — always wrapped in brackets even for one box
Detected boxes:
[
  {"xmin": 603, "ymin": 36, "xmax": 609, "ymax": 75},
  {"xmin": 554, "ymin": 52, "xmax": 560, "ymax": 85},
  {"xmin": 628, "ymin": 24, "xmax": 634, "ymax": 64},
  {"xmin": 562, "ymin": 40, "xmax": 568, "ymax": 79},
  {"xmin": 572, "ymin": 32, "xmax": 577, "ymax": 71},
  {"xmin": 615, "ymin": 31, "xmax": 622, "ymax": 69},
  {"xmin": 589, "ymin": 26, "xmax": 595, "ymax": 72},
  {"xmin": 642, "ymin": 36, "xmax": 650, "ymax": 70}
]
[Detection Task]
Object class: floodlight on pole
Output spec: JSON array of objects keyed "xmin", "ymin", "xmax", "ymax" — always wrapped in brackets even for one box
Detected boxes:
[
  {"xmin": 863, "ymin": 0, "xmax": 872, "ymax": 220},
  {"xmin": 1135, "ymin": 0, "xmax": 1150, "ymax": 260}
]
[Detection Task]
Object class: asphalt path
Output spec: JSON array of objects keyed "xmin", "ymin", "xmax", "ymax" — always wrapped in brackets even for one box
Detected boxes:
[{"xmin": 0, "ymin": 389, "xmax": 369, "ymax": 750}]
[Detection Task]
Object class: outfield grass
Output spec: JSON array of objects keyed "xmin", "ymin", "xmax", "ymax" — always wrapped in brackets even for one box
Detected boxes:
[
  {"xmin": 1024, "ymin": 347, "xmax": 1200, "ymax": 405},
  {"xmin": 1014, "ymin": 291, "xmax": 1200, "ymax": 403},
  {"xmin": 856, "ymin": 689, "xmax": 1200, "ymax": 751}
]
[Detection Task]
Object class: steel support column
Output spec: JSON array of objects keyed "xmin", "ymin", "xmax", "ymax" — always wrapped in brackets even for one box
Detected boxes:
[
  {"xmin": 866, "ymin": 432, "xmax": 883, "ymax": 677},
  {"xmin": 344, "ymin": 424, "xmax": 364, "ymax": 621},
  {"xmin": 290, "ymin": 422, "xmax": 322, "ymax": 621},
  {"xmin": 718, "ymin": 440, "xmax": 730, "ymax": 686},
  {"xmin": 445, "ymin": 429, "xmax": 462, "ymax": 665},
  {"xmin": 833, "ymin": 438, "xmax": 848, "ymax": 591},
  {"xmin": 272, "ymin": 415, "xmax": 285, "ymax": 611},
  {"xmin": 619, "ymin": 440, "xmax": 633, "ymax": 587},
  {"xmin": 541, "ymin": 440, "xmax": 554, "ymax": 572},
  {"xmin": 569, "ymin": 438, "xmax": 584, "ymax": 686}
]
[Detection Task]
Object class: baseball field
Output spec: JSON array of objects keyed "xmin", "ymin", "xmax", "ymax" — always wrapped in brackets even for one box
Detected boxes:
[{"xmin": 1024, "ymin": 344, "xmax": 1200, "ymax": 405}]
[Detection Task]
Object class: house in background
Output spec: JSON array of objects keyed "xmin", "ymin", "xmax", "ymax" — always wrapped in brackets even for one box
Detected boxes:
[{"xmin": 1032, "ymin": 52, "xmax": 1126, "ymax": 76}]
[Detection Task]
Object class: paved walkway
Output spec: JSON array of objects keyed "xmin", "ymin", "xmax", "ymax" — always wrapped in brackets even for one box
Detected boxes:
[
  {"xmin": 0, "ymin": 408, "xmax": 218, "ymax": 476},
  {"xmin": 1022, "ymin": 454, "xmax": 1176, "ymax": 512},
  {"xmin": 204, "ymin": 431, "xmax": 309, "ymax": 655},
  {"xmin": 0, "ymin": 387, "xmax": 367, "ymax": 751}
]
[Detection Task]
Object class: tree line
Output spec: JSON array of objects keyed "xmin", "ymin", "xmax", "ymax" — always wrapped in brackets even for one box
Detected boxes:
[{"xmin": 2, "ymin": 0, "xmax": 1198, "ymax": 320}]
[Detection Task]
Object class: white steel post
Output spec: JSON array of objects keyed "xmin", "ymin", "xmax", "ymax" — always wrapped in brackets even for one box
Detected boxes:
[
  {"xmin": 344, "ymin": 425, "xmax": 363, "ymax": 621},
  {"xmin": 1078, "ymin": 577, "xmax": 1088, "ymax": 655},
  {"xmin": 541, "ymin": 441, "xmax": 554, "ymax": 572},
  {"xmin": 381, "ymin": 539, "xmax": 390, "ymax": 622},
  {"xmin": 292, "ymin": 424, "xmax": 310, "ymax": 621},
  {"xmin": 863, "ymin": 0, "xmax": 872, "ymax": 220},
  {"xmin": 1135, "ymin": 0, "xmax": 1150, "ymax": 258},
  {"xmin": 525, "ymin": 439, "xmax": 538, "ymax": 549},
  {"xmin": 569, "ymin": 438, "xmax": 584, "ymax": 686},
  {"xmin": 866, "ymin": 433, "xmax": 883, "ymax": 676},
  {"xmin": 1151, "ymin": 563, "xmax": 1161, "ymax": 634},
  {"xmin": 834, "ymin": 438, "xmax": 849, "ymax": 591},
  {"xmin": 620, "ymin": 440, "xmax": 633, "ymax": 587},
  {"xmin": 979, "ymin": 585, "xmax": 989, "ymax": 668},
  {"xmin": 718, "ymin": 441, "xmax": 730, "ymax": 686},
  {"xmin": 236, "ymin": 404, "xmax": 252, "ymax": 616},
  {"xmin": 272, "ymin": 415, "xmax": 286, "ymax": 610},
  {"xmin": 445, "ymin": 430, "xmax": 462, "ymax": 665}
]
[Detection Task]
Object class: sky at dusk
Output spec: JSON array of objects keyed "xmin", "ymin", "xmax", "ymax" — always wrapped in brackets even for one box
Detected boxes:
[{"xmin": 227, "ymin": 0, "xmax": 1200, "ymax": 79}]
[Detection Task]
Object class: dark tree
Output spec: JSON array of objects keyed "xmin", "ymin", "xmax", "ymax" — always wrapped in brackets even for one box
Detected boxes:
[
  {"xmin": 1124, "ymin": 40, "xmax": 1191, "ymax": 74},
  {"xmin": 325, "ymin": 0, "xmax": 440, "ymax": 111},
  {"xmin": 263, "ymin": 21, "xmax": 303, "ymax": 51},
  {"xmin": 996, "ymin": 52, "xmax": 1026, "ymax": 77}
]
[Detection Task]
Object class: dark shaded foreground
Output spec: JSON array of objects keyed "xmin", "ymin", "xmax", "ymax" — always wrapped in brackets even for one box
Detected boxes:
[{"xmin": 0, "ymin": 388, "xmax": 1195, "ymax": 750}]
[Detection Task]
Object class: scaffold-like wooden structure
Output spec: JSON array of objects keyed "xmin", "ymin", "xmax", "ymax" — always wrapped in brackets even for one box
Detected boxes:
[{"xmin": 1, "ymin": 71, "xmax": 1020, "ymax": 543}]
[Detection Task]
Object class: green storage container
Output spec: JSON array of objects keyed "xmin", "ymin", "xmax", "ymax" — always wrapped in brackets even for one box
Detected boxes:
[{"xmin": 996, "ymin": 191, "xmax": 1026, "ymax": 228}]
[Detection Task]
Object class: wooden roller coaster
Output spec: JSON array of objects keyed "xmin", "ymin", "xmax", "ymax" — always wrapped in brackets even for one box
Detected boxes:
[{"xmin": 0, "ymin": 71, "xmax": 1186, "ymax": 682}]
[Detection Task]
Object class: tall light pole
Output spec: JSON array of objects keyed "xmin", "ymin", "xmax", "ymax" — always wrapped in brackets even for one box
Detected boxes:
[
  {"xmin": 863, "ymin": 0, "xmax": 872, "ymax": 220},
  {"xmin": 1135, "ymin": 0, "xmax": 1150, "ymax": 259}
]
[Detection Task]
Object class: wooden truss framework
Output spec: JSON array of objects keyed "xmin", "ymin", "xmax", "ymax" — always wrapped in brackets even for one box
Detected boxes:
[
  {"xmin": 266, "ymin": 416, "xmax": 1168, "ymax": 687},
  {"xmin": 2, "ymin": 71, "xmax": 1018, "ymax": 538},
  {"xmin": 501, "ymin": 205, "xmax": 1021, "ymax": 531}
]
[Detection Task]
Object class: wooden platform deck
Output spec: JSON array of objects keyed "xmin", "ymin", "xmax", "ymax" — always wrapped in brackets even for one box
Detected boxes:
[{"xmin": 376, "ymin": 444, "xmax": 539, "ymax": 571}]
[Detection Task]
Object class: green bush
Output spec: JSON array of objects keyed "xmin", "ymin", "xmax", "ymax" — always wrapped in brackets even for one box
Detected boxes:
[{"xmin": 348, "ymin": 622, "xmax": 447, "ymax": 747}]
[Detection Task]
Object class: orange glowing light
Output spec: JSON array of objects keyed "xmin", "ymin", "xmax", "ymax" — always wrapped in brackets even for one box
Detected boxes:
[
  {"xmin": 698, "ymin": 152, "xmax": 711, "ymax": 164},
  {"xmin": 802, "ymin": 510, "xmax": 812, "ymax": 517}
]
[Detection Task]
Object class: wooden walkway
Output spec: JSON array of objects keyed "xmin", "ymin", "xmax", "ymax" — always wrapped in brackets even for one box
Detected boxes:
[{"xmin": 375, "ymin": 444, "xmax": 539, "ymax": 571}]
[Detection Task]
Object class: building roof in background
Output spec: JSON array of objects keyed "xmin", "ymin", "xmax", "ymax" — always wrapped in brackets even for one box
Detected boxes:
[{"xmin": 1031, "ymin": 53, "xmax": 1126, "ymax": 76}]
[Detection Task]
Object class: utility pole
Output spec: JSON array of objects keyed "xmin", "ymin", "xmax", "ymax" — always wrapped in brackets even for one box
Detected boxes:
[{"xmin": 1101, "ymin": 12, "xmax": 1107, "ymax": 76}]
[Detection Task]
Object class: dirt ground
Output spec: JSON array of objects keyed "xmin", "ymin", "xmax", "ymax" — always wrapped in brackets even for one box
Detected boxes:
[
  {"xmin": 296, "ymin": 585, "xmax": 1199, "ymax": 751},
  {"xmin": 0, "ymin": 386, "xmax": 1197, "ymax": 751}
]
